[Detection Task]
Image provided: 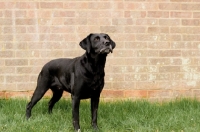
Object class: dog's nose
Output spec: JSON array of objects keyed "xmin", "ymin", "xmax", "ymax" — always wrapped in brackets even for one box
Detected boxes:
[{"xmin": 104, "ymin": 40, "xmax": 110, "ymax": 46}]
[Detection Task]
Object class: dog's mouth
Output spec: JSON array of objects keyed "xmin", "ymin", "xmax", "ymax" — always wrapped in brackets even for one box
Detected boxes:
[{"xmin": 99, "ymin": 45, "xmax": 113, "ymax": 54}]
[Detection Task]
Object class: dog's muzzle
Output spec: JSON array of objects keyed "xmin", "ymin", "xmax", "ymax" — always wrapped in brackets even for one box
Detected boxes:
[{"xmin": 100, "ymin": 45, "xmax": 113, "ymax": 54}]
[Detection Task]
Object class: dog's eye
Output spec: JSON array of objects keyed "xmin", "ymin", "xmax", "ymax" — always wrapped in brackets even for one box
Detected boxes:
[
  {"xmin": 94, "ymin": 37, "xmax": 100, "ymax": 42},
  {"xmin": 105, "ymin": 36, "xmax": 109, "ymax": 40}
]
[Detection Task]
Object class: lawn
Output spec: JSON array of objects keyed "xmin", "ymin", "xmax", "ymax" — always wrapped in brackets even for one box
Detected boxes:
[{"xmin": 0, "ymin": 98, "xmax": 200, "ymax": 132}]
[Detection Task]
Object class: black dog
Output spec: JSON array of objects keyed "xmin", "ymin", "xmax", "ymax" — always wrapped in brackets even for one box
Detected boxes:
[{"xmin": 26, "ymin": 33, "xmax": 116, "ymax": 131}]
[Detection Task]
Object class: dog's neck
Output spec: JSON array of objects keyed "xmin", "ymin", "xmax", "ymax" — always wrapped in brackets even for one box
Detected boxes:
[{"xmin": 84, "ymin": 52, "xmax": 107, "ymax": 72}]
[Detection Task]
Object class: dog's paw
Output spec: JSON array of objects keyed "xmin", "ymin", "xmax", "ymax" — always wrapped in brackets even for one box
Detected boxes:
[{"xmin": 77, "ymin": 129, "xmax": 81, "ymax": 132}]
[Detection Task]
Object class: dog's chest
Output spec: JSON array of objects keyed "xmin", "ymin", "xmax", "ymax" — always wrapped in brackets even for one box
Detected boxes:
[
  {"xmin": 80, "ymin": 76, "xmax": 104, "ymax": 99},
  {"xmin": 89, "ymin": 74, "xmax": 104, "ymax": 90}
]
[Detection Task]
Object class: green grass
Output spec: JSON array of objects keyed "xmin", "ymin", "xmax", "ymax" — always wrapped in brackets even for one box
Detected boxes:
[{"xmin": 0, "ymin": 98, "xmax": 200, "ymax": 132}]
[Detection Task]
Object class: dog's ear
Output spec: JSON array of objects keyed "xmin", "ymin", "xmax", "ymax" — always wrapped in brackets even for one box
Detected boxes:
[
  {"xmin": 79, "ymin": 34, "xmax": 92, "ymax": 53},
  {"xmin": 107, "ymin": 34, "xmax": 116, "ymax": 50}
]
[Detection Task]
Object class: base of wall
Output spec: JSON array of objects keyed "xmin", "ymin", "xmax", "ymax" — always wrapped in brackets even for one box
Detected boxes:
[{"xmin": 0, "ymin": 89, "xmax": 199, "ymax": 101}]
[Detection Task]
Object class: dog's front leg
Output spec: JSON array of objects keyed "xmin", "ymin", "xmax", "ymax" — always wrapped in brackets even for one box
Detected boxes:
[
  {"xmin": 91, "ymin": 97, "xmax": 99, "ymax": 130},
  {"xmin": 72, "ymin": 95, "xmax": 81, "ymax": 131}
]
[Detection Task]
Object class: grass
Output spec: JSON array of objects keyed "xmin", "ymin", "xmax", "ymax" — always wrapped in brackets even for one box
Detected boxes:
[{"xmin": 0, "ymin": 98, "xmax": 200, "ymax": 132}]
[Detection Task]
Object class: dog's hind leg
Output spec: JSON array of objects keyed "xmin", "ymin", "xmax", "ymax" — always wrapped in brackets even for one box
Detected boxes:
[
  {"xmin": 48, "ymin": 88, "xmax": 63, "ymax": 113},
  {"xmin": 26, "ymin": 75, "xmax": 49, "ymax": 119}
]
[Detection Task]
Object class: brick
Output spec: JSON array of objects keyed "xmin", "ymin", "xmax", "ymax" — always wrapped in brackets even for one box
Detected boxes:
[
  {"xmin": 136, "ymin": 81, "xmax": 158, "ymax": 89},
  {"xmin": 148, "ymin": 27, "xmax": 169, "ymax": 33},
  {"xmin": 124, "ymin": 90, "xmax": 148, "ymax": 98},
  {"xmin": 113, "ymin": 50, "xmax": 136, "ymax": 57},
  {"xmin": 0, "ymin": 92, "xmax": 5, "ymax": 98},
  {"xmin": 112, "ymin": 11, "xmax": 124, "ymax": 18},
  {"xmin": 53, "ymin": 11, "xmax": 75, "ymax": 17},
  {"xmin": 5, "ymin": 59, "xmax": 28, "ymax": 66},
  {"xmin": 170, "ymin": 27, "xmax": 193, "ymax": 34},
  {"xmin": 182, "ymin": 50, "xmax": 200, "ymax": 57},
  {"xmin": 193, "ymin": 90, "xmax": 200, "ymax": 97},
  {"xmin": 38, "ymin": 10, "xmax": 52, "ymax": 18},
  {"xmin": 126, "ymin": 58, "xmax": 147, "ymax": 65},
  {"xmin": 159, "ymin": 66, "xmax": 180, "ymax": 72},
  {"xmin": 96, "ymin": 18, "xmax": 112, "ymax": 25},
  {"xmin": 131, "ymin": 66, "xmax": 149, "ymax": 73},
  {"xmin": 64, "ymin": 2, "xmax": 88, "ymax": 10},
  {"xmin": 148, "ymin": 58, "xmax": 170, "ymax": 65},
  {"xmin": 159, "ymin": 3, "xmax": 181, "ymax": 10},
  {"xmin": 4, "ymin": 10, "xmax": 12, "ymax": 18},
  {"xmin": 0, "ymin": 18, "xmax": 12, "ymax": 25},
  {"xmin": 52, "ymin": 18, "xmax": 64, "ymax": 25},
  {"xmin": 148, "ymin": 90, "xmax": 172, "ymax": 98},
  {"xmin": 123, "ymin": 2, "xmax": 135, "ymax": 10},
  {"xmin": 26, "ymin": 26, "xmax": 49, "ymax": 34},
  {"xmin": 16, "ymin": 19, "xmax": 36, "ymax": 25},
  {"xmin": 124, "ymin": 26, "xmax": 146, "ymax": 33},
  {"xmin": 137, "ymin": 50, "xmax": 159, "ymax": 57},
  {"xmin": 181, "ymin": 4, "xmax": 200, "ymax": 10},
  {"xmin": 112, "ymin": 34, "xmax": 135, "ymax": 41},
  {"xmin": 16, "ymin": 2, "xmax": 39, "ymax": 9},
  {"xmin": 159, "ymin": 19, "xmax": 181, "ymax": 26},
  {"xmin": 16, "ymin": 11, "xmax": 27, "ymax": 18},
  {"xmin": 112, "ymin": 18, "xmax": 134, "ymax": 25},
  {"xmin": 4, "ymin": 26, "xmax": 26, "ymax": 34},
  {"xmin": 171, "ymin": 42, "xmax": 193, "ymax": 49},
  {"xmin": 170, "ymin": 58, "xmax": 182, "ymax": 65},
  {"xmin": 125, "ymin": 74, "xmax": 147, "ymax": 81},
  {"xmin": 148, "ymin": 42, "xmax": 170, "ymax": 49},
  {"xmin": 0, "ymin": 2, "xmax": 15, "ymax": 9},
  {"xmin": 136, "ymin": 19, "xmax": 158, "ymax": 25},
  {"xmin": 171, "ymin": 12, "xmax": 192, "ymax": 18},
  {"xmin": 106, "ymin": 73, "xmax": 125, "ymax": 82},
  {"xmin": 125, "ymin": 11, "xmax": 146, "ymax": 18},
  {"xmin": 77, "ymin": 26, "xmax": 100, "ymax": 33},
  {"xmin": 183, "ymin": 35, "xmax": 200, "ymax": 41},
  {"xmin": 0, "ymin": 35, "xmax": 13, "ymax": 41},
  {"xmin": 125, "ymin": 42, "xmax": 147, "ymax": 49},
  {"xmin": 64, "ymin": 18, "xmax": 87, "ymax": 25},
  {"xmin": 193, "ymin": 12, "xmax": 200, "ymax": 18},
  {"xmin": 88, "ymin": 2, "xmax": 112, "ymax": 9},
  {"xmin": 136, "ymin": 34, "xmax": 159, "ymax": 41},
  {"xmin": 6, "ymin": 75, "xmax": 29, "ymax": 83},
  {"xmin": 0, "ymin": 11, "xmax": 2, "ymax": 17},
  {"xmin": 0, "ymin": 51, "xmax": 14, "ymax": 58},
  {"xmin": 16, "ymin": 67, "xmax": 40, "ymax": 74},
  {"xmin": 100, "ymin": 26, "xmax": 123, "ymax": 33},
  {"xmin": 64, "ymin": 50, "xmax": 84, "ymax": 58},
  {"xmin": 0, "ymin": 84, "xmax": 16, "ymax": 91},
  {"xmin": 40, "ymin": 50, "xmax": 64, "ymax": 58},
  {"xmin": 182, "ymin": 19, "xmax": 200, "ymax": 26},
  {"xmin": 15, "ymin": 34, "xmax": 39, "ymax": 41},
  {"xmin": 113, "ymin": 81, "xmax": 136, "ymax": 89},
  {"xmin": 159, "ymin": 50, "xmax": 181, "ymax": 57},
  {"xmin": 17, "ymin": 83, "xmax": 36, "ymax": 91},
  {"xmin": 16, "ymin": 50, "xmax": 40, "ymax": 58},
  {"xmin": 40, "ymin": 2, "xmax": 63, "ymax": 9},
  {"xmin": 0, "ymin": 67, "xmax": 15, "ymax": 74},
  {"xmin": 101, "ymin": 90, "xmax": 124, "ymax": 98},
  {"xmin": 147, "ymin": 11, "xmax": 169, "ymax": 18},
  {"xmin": 0, "ymin": 76, "xmax": 4, "ymax": 83},
  {"xmin": 171, "ymin": 0, "xmax": 192, "ymax": 2},
  {"xmin": 193, "ymin": 27, "xmax": 200, "ymax": 34},
  {"xmin": 193, "ymin": 42, "xmax": 200, "ymax": 49},
  {"xmin": 5, "ymin": 43, "xmax": 27, "ymax": 50}
]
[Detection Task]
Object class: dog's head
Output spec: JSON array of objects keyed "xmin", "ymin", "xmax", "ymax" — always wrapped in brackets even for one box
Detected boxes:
[{"xmin": 79, "ymin": 33, "xmax": 116, "ymax": 54}]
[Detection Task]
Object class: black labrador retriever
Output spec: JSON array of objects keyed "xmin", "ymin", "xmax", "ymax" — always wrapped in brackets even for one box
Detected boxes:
[{"xmin": 26, "ymin": 33, "xmax": 116, "ymax": 131}]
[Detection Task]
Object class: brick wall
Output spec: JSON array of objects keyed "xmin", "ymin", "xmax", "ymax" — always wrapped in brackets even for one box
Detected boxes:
[{"xmin": 0, "ymin": 0, "xmax": 200, "ymax": 101}]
